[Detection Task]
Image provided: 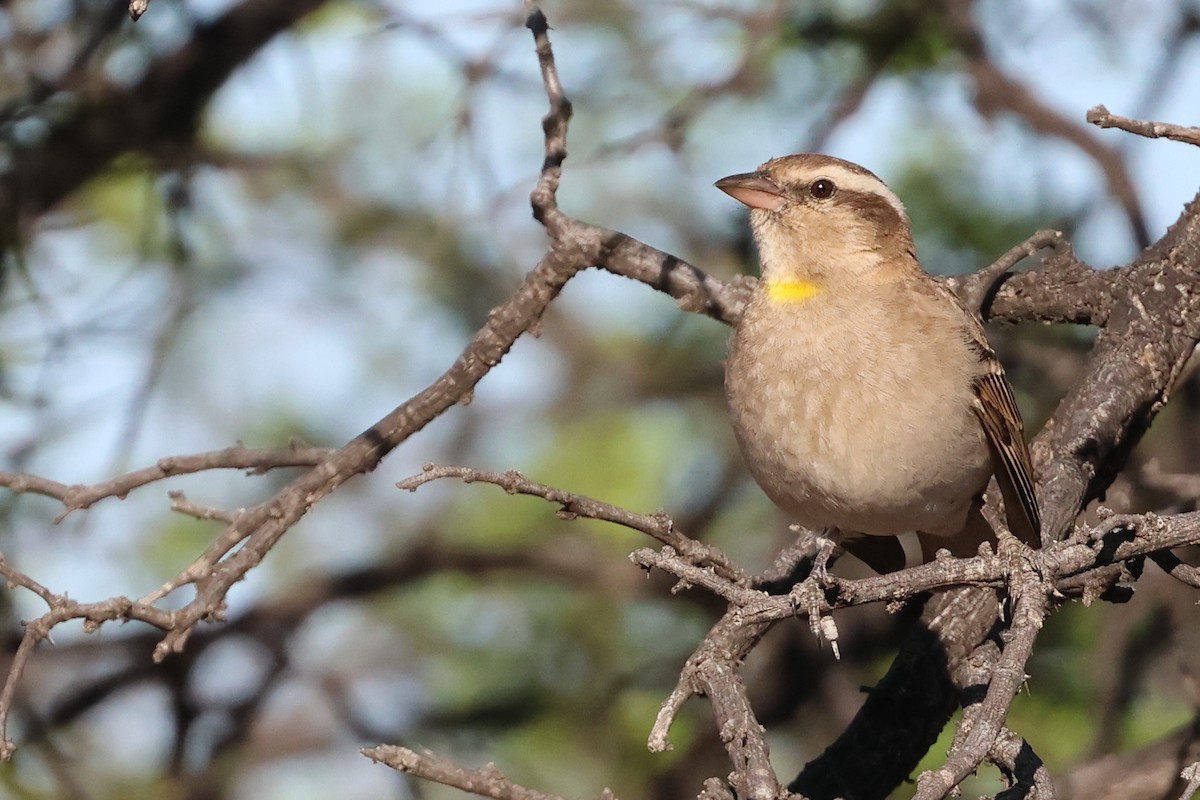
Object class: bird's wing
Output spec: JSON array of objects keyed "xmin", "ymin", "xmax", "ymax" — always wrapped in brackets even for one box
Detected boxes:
[
  {"xmin": 932, "ymin": 281, "xmax": 1043, "ymax": 548},
  {"xmin": 972, "ymin": 360, "xmax": 1042, "ymax": 547}
]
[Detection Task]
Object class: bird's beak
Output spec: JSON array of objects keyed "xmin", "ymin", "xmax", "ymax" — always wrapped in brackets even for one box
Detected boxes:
[{"xmin": 715, "ymin": 172, "xmax": 786, "ymax": 211}]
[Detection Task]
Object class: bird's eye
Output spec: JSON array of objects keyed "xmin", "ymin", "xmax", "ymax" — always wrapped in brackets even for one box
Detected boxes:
[{"xmin": 809, "ymin": 179, "xmax": 836, "ymax": 199}]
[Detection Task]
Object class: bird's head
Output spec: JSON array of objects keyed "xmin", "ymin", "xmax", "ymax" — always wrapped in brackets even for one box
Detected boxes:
[{"xmin": 716, "ymin": 154, "xmax": 916, "ymax": 293}]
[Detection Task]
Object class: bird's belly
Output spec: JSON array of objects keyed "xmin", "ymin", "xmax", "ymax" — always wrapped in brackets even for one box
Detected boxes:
[{"xmin": 726, "ymin": 321, "xmax": 990, "ymax": 537}]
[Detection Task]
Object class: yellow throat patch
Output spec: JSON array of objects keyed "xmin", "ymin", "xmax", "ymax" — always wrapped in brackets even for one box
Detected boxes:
[{"xmin": 765, "ymin": 279, "xmax": 823, "ymax": 303}]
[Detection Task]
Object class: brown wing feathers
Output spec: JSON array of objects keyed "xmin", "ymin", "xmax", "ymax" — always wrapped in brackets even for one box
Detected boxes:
[
  {"xmin": 930, "ymin": 279, "xmax": 1042, "ymax": 549},
  {"xmin": 972, "ymin": 367, "xmax": 1042, "ymax": 548}
]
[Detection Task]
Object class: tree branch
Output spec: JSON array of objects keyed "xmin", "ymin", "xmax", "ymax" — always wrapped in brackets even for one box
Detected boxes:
[
  {"xmin": 399, "ymin": 464, "xmax": 745, "ymax": 582},
  {"xmin": 0, "ymin": 442, "xmax": 331, "ymax": 520},
  {"xmin": 1088, "ymin": 105, "xmax": 1200, "ymax": 148},
  {"xmin": 364, "ymin": 746, "xmax": 577, "ymax": 800}
]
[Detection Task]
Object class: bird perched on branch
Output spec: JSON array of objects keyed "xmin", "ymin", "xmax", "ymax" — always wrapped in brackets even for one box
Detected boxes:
[{"xmin": 716, "ymin": 154, "xmax": 1041, "ymax": 574}]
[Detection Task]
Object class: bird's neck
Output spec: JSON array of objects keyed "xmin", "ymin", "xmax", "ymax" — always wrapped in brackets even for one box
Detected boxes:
[
  {"xmin": 757, "ymin": 239, "xmax": 920, "ymax": 306},
  {"xmin": 763, "ymin": 276, "xmax": 824, "ymax": 303}
]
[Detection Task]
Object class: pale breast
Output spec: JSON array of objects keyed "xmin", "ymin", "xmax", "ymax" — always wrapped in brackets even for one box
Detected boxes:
[{"xmin": 725, "ymin": 289, "xmax": 992, "ymax": 537}]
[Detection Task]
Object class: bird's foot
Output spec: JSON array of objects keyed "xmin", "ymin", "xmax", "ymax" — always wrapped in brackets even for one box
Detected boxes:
[
  {"xmin": 786, "ymin": 528, "xmax": 843, "ymax": 657},
  {"xmin": 810, "ymin": 536, "xmax": 838, "ymax": 586},
  {"xmin": 788, "ymin": 525, "xmax": 839, "ymax": 585}
]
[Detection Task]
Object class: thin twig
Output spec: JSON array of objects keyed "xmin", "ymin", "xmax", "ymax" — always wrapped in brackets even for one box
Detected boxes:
[
  {"xmin": 168, "ymin": 491, "xmax": 239, "ymax": 524},
  {"xmin": 363, "ymin": 745, "xmax": 573, "ymax": 800},
  {"xmin": 946, "ymin": 229, "xmax": 1069, "ymax": 314},
  {"xmin": 0, "ymin": 554, "xmax": 57, "ymax": 606},
  {"xmin": 399, "ymin": 464, "xmax": 745, "ymax": 581},
  {"xmin": 0, "ymin": 554, "xmax": 177, "ymax": 757},
  {"xmin": 1088, "ymin": 105, "xmax": 1200, "ymax": 148},
  {"xmin": 0, "ymin": 442, "xmax": 331, "ymax": 521},
  {"xmin": 631, "ymin": 548, "xmax": 771, "ymax": 606},
  {"xmin": 526, "ymin": 0, "xmax": 571, "ymax": 230}
]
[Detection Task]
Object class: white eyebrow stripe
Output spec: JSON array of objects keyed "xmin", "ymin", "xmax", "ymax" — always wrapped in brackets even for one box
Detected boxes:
[{"xmin": 821, "ymin": 167, "xmax": 909, "ymax": 221}]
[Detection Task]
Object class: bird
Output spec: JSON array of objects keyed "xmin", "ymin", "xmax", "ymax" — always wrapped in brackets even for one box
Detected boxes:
[{"xmin": 715, "ymin": 154, "xmax": 1041, "ymax": 574}]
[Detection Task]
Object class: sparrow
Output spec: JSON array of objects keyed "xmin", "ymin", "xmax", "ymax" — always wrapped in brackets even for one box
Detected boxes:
[{"xmin": 716, "ymin": 154, "xmax": 1041, "ymax": 574}]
